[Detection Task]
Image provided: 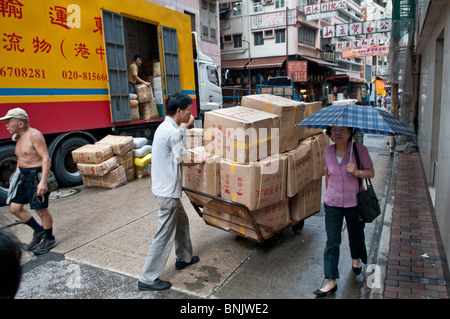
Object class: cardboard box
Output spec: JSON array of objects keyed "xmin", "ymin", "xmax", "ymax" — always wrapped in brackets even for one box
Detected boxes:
[
  {"xmin": 204, "ymin": 106, "xmax": 280, "ymax": 163},
  {"xmin": 202, "ymin": 199, "xmax": 291, "ymax": 241},
  {"xmin": 184, "ymin": 128, "xmax": 204, "ymax": 149},
  {"xmin": 130, "ymin": 104, "xmax": 140, "ymax": 121},
  {"xmin": 97, "ymin": 135, "xmax": 134, "ymax": 156},
  {"xmin": 182, "ymin": 150, "xmax": 221, "ymax": 201},
  {"xmin": 289, "ymin": 179, "xmax": 322, "ymax": 222},
  {"xmin": 241, "ymin": 94, "xmax": 305, "ymax": 152},
  {"xmin": 82, "ymin": 166, "xmax": 127, "ymax": 188},
  {"xmin": 125, "ymin": 168, "xmax": 135, "ymax": 182},
  {"xmin": 281, "ymin": 143, "xmax": 311, "ymax": 197},
  {"xmin": 221, "ymin": 155, "xmax": 287, "ymax": 211},
  {"xmin": 116, "ymin": 150, "xmax": 133, "ymax": 170},
  {"xmin": 153, "ymin": 62, "xmax": 161, "ymax": 76},
  {"xmin": 76, "ymin": 156, "xmax": 119, "ymax": 176},
  {"xmin": 140, "ymin": 100, "xmax": 159, "ymax": 119},
  {"xmin": 299, "ymin": 132, "xmax": 329, "ymax": 180},
  {"xmin": 134, "ymin": 84, "xmax": 154, "ymax": 103},
  {"xmin": 298, "ymin": 102, "xmax": 323, "ymax": 140},
  {"xmin": 72, "ymin": 143, "xmax": 114, "ymax": 164}
]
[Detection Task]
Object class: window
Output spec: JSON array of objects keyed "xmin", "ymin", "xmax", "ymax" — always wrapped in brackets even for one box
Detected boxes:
[
  {"xmin": 223, "ymin": 35, "xmax": 232, "ymax": 42},
  {"xmin": 207, "ymin": 65, "xmax": 219, "ymax": 86},
  {"xmin": 254, "ymin": 0, "xmax": 263, "ymax": 12},
  {"xmin": 209, "ymin": 1, "xmax": 216, "ymax": 13},
  {"xmin": 298, "ymin": 25, "xmax": 315, "ymax": 46},
  {"xmin": 200, "ymin": 1, "xmax": 218, "ymax": 44},
  {"xmin": 275, "ymin": 0, "xmax": 285, "ymax": 9},
  {"xmin": 275, "ymin": 29, "xmax": 285, "ymax": 43},
  {"xmin": 264, "ymin": 30, "xmax": 273, "ymax": 38},
  {"xmin": 232, "ymin": 2, "xmax": 242, "ymax": 16},
  {"xmin": 234, "ymin": 34, "xmax": 242, "ymax": 48},
  {"xmin": 254, "ymin": 32, "xmax": 264, "ymax": 45}
]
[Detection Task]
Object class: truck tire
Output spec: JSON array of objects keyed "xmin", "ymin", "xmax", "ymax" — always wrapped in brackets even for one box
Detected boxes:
[
  {"xmin": 52, "ymin": 136, "xmax": 90, "ymax": 187},
  {"xmin": 0, "ymin": 144, "xmax": 17, "ymax": 206}
]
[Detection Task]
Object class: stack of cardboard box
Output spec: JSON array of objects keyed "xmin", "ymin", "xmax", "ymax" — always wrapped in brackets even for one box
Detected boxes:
[
  {"xmin": 182, "ymin": 94, "xmax": 328, "ymax": 241},
  {"xmin": 134, "ymin": 84, "xmax": 159, "ymax": 120},
  {"xmin": 72, "ymin": 135, "xmax": 137, "ymax": 188}
]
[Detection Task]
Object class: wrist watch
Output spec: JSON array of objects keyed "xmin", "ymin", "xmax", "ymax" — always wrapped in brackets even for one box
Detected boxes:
[{"xmin": 358, "ymin": 170, "xmax": 362, "ymax": 177}]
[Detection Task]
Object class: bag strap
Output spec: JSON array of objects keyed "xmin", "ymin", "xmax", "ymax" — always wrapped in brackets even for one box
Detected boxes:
[{"xmin": 352, "ymin": 142, "xmax": 367, "ymax": 191}]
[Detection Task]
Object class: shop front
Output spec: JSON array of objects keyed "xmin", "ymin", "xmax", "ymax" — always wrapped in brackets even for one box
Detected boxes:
[{"xmin": 325, "ymin": 73, "xmax": 367, "ymax": 104}]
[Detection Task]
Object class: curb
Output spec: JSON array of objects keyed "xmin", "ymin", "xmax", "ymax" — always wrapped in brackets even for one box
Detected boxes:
[{"xmin": 366, "ymin": 152, "xmax": 398, "ymax": 299}]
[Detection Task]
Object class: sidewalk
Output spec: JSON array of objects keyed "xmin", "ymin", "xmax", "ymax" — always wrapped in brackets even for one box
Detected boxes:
[{"xmin": 384, "ymin": 152, "xmax": 449, "ymax": 299}]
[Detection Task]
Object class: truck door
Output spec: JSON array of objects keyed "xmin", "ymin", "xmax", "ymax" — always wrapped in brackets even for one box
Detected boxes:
[
  {"xmin": 161, "ymin": 26, "xmax": 181, "ymax": 96},
  {"xmin": 102, "ymin": 10, "xmax": 131, "ymax": 122}
]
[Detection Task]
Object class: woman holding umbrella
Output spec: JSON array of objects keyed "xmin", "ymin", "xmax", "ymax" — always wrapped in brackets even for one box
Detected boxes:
[{"xmin": 313, "ymin": 126, "xmax": 374, "ymax": 297}]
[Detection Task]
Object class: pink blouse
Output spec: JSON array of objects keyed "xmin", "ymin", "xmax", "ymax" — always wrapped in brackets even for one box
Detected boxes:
[{"xmin": 323, "ymin": 142, "xmax": 373, "ymax": 208}]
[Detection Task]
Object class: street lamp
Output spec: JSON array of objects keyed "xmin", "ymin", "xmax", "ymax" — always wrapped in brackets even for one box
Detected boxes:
[{"xmin": 243, "ymin": 39, "xmax": 251, "ymax": 95}]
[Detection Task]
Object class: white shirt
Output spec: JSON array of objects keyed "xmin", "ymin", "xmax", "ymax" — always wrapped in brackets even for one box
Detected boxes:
[{"xmin": 151, "ymin": 116, "xmax": 186, "ymax": 198}]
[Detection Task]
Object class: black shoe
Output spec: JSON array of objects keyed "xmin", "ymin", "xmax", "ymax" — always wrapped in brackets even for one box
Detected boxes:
[
  {"xmin": 313, "ymin": 284, "xmax": 338, "ymax": 297},
  {"xmin": 25, "ymin": 230, "xmax": 45, "ymax": 251},
  {"xmin": 352, "ymin": 266, "xmax": 362, "ymax": 275},
  {"xmin": 138, "ymin": 280, "xmax": 171, "ymax": 291},
  {"xmin": 33, "ymin": 237, "xmax": 56, "ymax": 255},
  {"xmin": 175, "ymin": 256, "xmax": 199, "ymax": 270}
]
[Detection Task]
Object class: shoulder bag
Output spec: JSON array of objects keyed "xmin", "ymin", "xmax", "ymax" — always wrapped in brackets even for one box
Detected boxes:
[
  {"xmin": 38, "ymin": 170, "xmax": 59, "ymax": 193},
  {"xmin": 353, "ymin": 143, "xmax": 381, "ymax": 223}
]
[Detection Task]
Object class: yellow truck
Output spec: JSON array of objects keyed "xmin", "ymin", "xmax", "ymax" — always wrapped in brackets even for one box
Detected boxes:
[{"xmin": 0, "ymin": 0, "xmax": 222, "ymax": 203}]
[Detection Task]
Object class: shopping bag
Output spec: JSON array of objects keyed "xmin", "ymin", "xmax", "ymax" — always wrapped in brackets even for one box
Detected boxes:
[{"xmin": 353, "ymin": 143, "xmax": 381, "ymax": 223}]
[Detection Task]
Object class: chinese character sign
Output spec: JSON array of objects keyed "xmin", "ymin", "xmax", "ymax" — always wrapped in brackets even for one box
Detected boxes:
[
  {"xmin": 287, "ymin": 61, "xmax": 307, "ymax": 82},
  {"xmin": 322, "ymin": 26, "xmax": 335, "ymax": 38},
  {"xmin": 341, "ymin": 45, "xmax": 389, "ymax": 59},
  {"xmin": 0, "ymin": 0, "xmax": 108, "ymax": 89},
  {"xmin": 305, "ymin": 1, "xmax": 347, "ymax": 15},
  {"xmin": 320, "ymin": 19, "xmax": 392, "ymax": 38}
]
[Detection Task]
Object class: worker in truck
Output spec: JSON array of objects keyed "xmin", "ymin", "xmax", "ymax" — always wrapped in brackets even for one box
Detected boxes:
[
  {"xmin": 138, "ymin": 93, "xmax": 200, "ymax": 291},
  {"xmin": 0, "ymin": 108, "xmax": 56, "ymax": 255},
  {"xmin": 128, "ymin": 54, "xmax": 151, "ymax": 94}
]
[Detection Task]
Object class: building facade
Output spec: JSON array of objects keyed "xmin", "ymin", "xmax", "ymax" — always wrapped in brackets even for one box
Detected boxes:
[
  {"xmin": 219, "ymin": 0, "xmax": 389, "ymax": 104},
  {"xmin": 412, "ymin": 0, "xmax": 450, "ymax": 269}
]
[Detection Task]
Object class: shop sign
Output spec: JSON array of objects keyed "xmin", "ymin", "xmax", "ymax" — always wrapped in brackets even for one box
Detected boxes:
[
  {"xmin": 287, "ymin": 61, "xmax": 307, "ymax": 82},
  {"xmin": 341, "ymin": 45, "xmax": 389, "ymax": 59}
]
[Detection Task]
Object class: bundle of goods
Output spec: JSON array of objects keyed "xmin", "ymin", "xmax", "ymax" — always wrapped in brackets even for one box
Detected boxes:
[
  {"xmin": 182, "ymin": 94, "xmax": 329, "ymax": 241},
  {"xmin": 134, "ymin": 84, "xmax": 159, "ymax": 120},
  {"xmin": 72, "ymin": 142, "xmax": 127, "ymax": 189},
  {"xmin": 132, "ymin": 137, "xmax": 152, "ymax": 179},
  {"xmin": 184, "ymin": 128, "xmax": 204, "ymax": 149}
]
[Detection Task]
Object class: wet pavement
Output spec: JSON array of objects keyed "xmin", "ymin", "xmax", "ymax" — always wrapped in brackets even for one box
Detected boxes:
[{"xmin": 1, "ymin": 133, "xmax": 447, "ymax": 306}]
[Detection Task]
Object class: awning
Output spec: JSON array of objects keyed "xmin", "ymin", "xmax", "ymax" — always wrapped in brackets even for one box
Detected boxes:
[
  {"xmin": 247, "ymin": 56, "xmax": 286, "ymax": 69},
  {"xmin": 301, "ymin": 56, "xmax": 339, "ymax": 68},
  {"xmin": 326, "ymin": 74, "xmax": 367, "ymax": 84},
  {"xmin": 221, "ymin": 59, "xmax": 249, "ymax": 70}
]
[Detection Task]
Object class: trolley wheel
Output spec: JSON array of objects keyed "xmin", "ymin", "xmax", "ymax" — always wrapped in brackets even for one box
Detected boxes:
[
  {"xmin": 292, "ymin": 221, "xmax": 305, "ymax": 234},
  {"xmin": 268, "ymin": 233, "xmax": 283, "ymax": 246}
]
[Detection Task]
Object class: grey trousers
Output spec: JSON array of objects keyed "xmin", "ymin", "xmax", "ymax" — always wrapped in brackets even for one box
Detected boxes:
[{"xmin": 139, "ymin": 196, "xmax": 193, "ymax": 285}]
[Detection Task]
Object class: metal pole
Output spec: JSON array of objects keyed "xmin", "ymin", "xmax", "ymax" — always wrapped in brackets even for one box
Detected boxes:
[
  {"xmin": 248, "ymin": 41, "xmax": 251, "ymax": 95},
  {"xmin": 286, "ymin": 6, "xmax": 289, "ymax": 76}
]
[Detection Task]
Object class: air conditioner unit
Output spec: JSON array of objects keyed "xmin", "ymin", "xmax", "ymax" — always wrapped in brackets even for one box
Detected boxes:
[
  {"xmin": 220, "ymin": 3, "xmax": 230, "ymax": 10},
  {"xmin": 264, "ymin": 0, "xmax": 273, "ymax": 3}
]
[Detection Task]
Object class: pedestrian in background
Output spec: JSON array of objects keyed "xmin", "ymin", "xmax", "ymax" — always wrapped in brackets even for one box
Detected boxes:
[
  {"xmin": 138, "ymin": 93, "xmax": 200, "ymax": 291},
  {"xmin": 313, "ymin": 126, "xmax": 375, "ymax": 297},
  {"xmin": 1, "ymin": 108, "xmax": 56, "ymax": 255}
]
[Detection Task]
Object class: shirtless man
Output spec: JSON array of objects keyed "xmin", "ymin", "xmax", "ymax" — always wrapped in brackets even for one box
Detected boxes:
[{"xmin": 1, "ymin": 108, "xmax": 56, "ymax": 255}]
